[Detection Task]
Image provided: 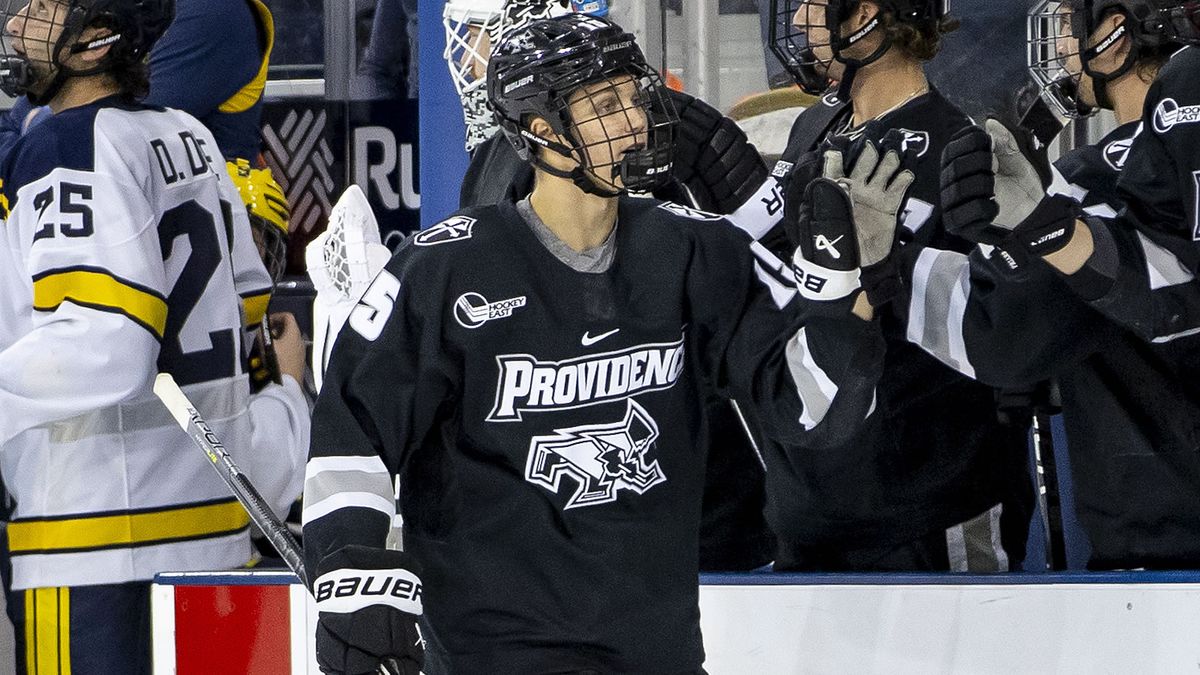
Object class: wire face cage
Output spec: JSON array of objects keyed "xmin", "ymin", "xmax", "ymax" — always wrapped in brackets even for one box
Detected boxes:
[
  {"xmin": 1028, "ymin": 0, "xmax": 1101, "ymax": 118},
  {"xmin": 543, "ymin": 65, "xmax": 678, "ymax": 194}
]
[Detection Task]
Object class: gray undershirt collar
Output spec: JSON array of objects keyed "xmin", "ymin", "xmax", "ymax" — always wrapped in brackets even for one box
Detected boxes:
[{"xmin": 517, "ymin": 197, "xmax": 617, "ymax": 273}]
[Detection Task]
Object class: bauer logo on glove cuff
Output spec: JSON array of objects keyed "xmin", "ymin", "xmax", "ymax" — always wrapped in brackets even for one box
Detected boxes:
[
  {"xmin": 314, "ymin": 568, "xmax": 423, "ymax": 615},
  {"xmin": 792, "ymin": 255, "xmax": 861, "ymax": 302}
]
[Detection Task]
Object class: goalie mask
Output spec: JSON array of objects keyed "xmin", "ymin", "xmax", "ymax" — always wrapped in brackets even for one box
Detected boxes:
[
  {"xmin": 768, "ymin": 0, "xmax": 950, "ymax": 97},
  {"xmin": 228, "ymin": 159, "xmax": 291, "ymax": 283},
  {"xmin": 1028, "ymin": 0, "xmax": 1194, "ymax": 118},
  {"xmin": 1, "ymin": 0, "xmax": 174, "ymax": 104},
  {"xmin": 487, "ymin": 14, "xmax": 678, "ymax": 197},
  {"xmin": 443, "ymin": 0, "xmax": 609, "ymax": 152}
]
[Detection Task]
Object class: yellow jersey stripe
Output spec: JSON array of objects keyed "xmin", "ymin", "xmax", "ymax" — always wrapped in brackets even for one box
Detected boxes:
[
  {"xmin": 8, "ymin": 500, "xmax": 251, "ymax": 554},
  {"xmin": 29, "ymin": 588, "xmax": 67, "ymax": 675},
  {"xmin": 32, "ymin": 268, "xmax": 167, "ymax": 339},
  {"xmin": 23, "ymin": 591, "xmax": 34, "ymax": 675},
  {"xmin": 59, "ymin": 588, "xmax": 71, "ymax": 674},
  {"xmin": 219, "ymin": 0, "xmax": 275, "ymax": 114},
  {"xmin": 242, "ymin": 291, "xmax": 271, "ymax": 326}
]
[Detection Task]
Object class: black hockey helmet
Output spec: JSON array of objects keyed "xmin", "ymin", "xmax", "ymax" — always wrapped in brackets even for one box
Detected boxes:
[
  {"xmin": 1028, "ymin": 0, "xmax": 1193, "ymax": 118},
  {"xmin": 486, "ymin": 14, "xmax": 678, "ymax": 196},
  {"xmin": 1, "ymin": 0, "xmax": 176, "ymax": 102},
  {"xmin": 768, "ymin": 0, "xmax": 951, "ymax": 97}
]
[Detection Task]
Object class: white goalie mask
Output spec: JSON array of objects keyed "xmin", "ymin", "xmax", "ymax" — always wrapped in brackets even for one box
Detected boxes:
[{"xmin": 443, "ymin": 0, "xmax": 610, "ymax": 151}]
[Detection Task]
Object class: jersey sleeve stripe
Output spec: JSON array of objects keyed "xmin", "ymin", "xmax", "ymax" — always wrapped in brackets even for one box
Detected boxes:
[
  {"xmin": 906, "ymin": 248, "xmax": 976, "ymax": 378},
  {"xmin": 302, "ymin": 492, "xmax": 396, "ymax": 527},
  {"xmin": 241, "ymin": 290, "xmax": 271, "ymax": 326},
  {"xmin": 303, "ymin": 469, "xmax": 394, "ymax": 515},
  {"xmin": 32, "ymin": 267, "xmax": 168, "ymax": 339},
  {"xmin": 786, "ymin": 327, "xmax": 839, "ymax": 430},
  {"xmin": 7, "ymin": 498, "xmax": 250, "ymax": 555},
  {"xmin": 307, "ymin": 456, "xmax": 391, "ymax": 475}
]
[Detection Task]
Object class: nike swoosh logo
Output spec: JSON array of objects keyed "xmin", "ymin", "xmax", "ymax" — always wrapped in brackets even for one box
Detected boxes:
[{"xmin": 581, "ymin": 328, "xmax": 620, "ymax": 347}]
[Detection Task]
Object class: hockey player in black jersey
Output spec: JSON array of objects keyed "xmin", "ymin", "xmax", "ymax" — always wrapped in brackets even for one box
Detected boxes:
[
  {"xmin": 748, "ymin": 0, "xmax": 1033, "ymax": 572},
  {"xmin": 901, "ymin": 0, "xmax": 1200, "ymax": 570},
  {"xmin": 303, "ymin": 14, "xmax": 905, "ymax": 674},
  {"xmin": 445, "ymin": 0, "xmax": 776, "ymax": 573},
  {"xmin": 960, "ymin": 1, "xmax": 1200, "ymax": 341}
]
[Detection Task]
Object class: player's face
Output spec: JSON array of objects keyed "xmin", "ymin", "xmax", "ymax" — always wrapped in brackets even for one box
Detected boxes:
[
  {"xmin": 793, "ymin": 0, "xmax": 845, "ymax": 80},
  {"xmin": 1053, "ymin": 5, "xmax": 1097, "ymax": 106},
  {"xmin": 4, "ymin": 0, "xmax": 70, "ymax": 84},
  {"xmin": 565, "ymin": 74, "xmax": 649, "ymax": 190}
]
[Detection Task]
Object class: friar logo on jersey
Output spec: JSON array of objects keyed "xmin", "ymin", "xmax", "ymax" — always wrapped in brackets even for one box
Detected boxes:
[
  {"xmin": 525, "ymin": 399, "xmax": 666, "ymax": 509},
  {"xmin": 454, "ymin": 292, "xmax": 527, "ymax": 329},
  {"xmin": 658, "ymin": 202, "xmax": 724, "ymax": 221},
  {"xmin": 895, "ymin": 129, "xmax": 931, "ymax": 158},
  {"xmin": 488, "ymin": 337, "xmax": 686, "ymax": 421},
  {"xmin": 415, "ymin": 216, "xmax": 475, "ymax": 246},
  {"xmin": 1153, "ymin": 98, "xmax": 1200, "ymax": 133}
]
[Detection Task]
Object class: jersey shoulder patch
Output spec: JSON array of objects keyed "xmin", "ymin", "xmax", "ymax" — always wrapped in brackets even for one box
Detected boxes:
[
  {"xmin": 414, "ymin": 215, "xmax": 476, "ymax": 246},
  {"xmin": 657, "ymin": 202, "xmax": 724, "ymax": 222}
]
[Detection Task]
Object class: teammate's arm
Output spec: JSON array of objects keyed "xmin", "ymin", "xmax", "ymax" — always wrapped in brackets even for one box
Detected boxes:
[
  {"xmin": 941, "ymin": 119, "xmax": 1200, "ymax": 342},
  {"xmin": 144, "ymin": 0, "xmax": 264, "ymax": 120},
  {"xmin": 302, "ymin": 249, "xmax": 455, "ymax": 674}
]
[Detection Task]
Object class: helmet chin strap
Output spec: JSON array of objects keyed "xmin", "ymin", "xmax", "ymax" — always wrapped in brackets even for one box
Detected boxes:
[
  {"xmin": 15, "ymin": 27, "xmax": 122, "ymax": 105},
  {"xmin": 1081, "ymin": 22, "xmax": 1135, "ymax": 112},
  {"xmin": 519, "ymin": 128, "xmax": 624, "ymax": 198},
  {"xmin": 830, "ymin": 9, "xmax": 892, "ymax": 101}
]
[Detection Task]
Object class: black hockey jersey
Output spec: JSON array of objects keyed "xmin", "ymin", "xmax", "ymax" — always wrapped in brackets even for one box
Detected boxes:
[
  {"xmin": 905, "ymin": 121, "xmax": 1200, "ymax": 569},
  {"xmin": 759, "ymin": 89, "xmax": 1032, "ymax": 563},
  {"xmin": 302, "ymin": 198, "xmax": 884, "ymax": 672},
  {"xmin": 1071, "ymin": 47, "xmax": 1200, "ymax": 341},
  {"xmin": 461, "ymin": 132, "xmax": 775, "ymax": 572}
]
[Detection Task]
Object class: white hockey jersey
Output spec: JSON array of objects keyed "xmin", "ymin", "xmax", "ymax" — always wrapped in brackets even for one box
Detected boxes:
[{"xmin": 0, "ymin": 97, "xmax": 307, "ymax": 589}]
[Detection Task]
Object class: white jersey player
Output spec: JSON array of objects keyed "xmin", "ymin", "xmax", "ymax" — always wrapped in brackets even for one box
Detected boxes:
[{"xmin": 0, "ymin": 0, "xmax": 307, "ymax": 671}]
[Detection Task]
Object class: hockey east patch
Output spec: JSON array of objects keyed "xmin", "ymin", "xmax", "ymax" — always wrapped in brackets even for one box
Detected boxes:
[{"xmin": 525, "ymin": 399, "xmax": 666, "ymax": 509}]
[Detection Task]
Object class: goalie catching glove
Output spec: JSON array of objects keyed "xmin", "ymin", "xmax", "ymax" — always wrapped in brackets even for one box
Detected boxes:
[
  {"xmin": 788, "ymin": 139, "xmax": 914, "ymax": 307},
  {"xmin": 313, "ymin": 545, "xmax": 425, "ymax": 675},
  {"xmin": 940, "ymin": 118, "xmax": 1079, "ymax": 274}
]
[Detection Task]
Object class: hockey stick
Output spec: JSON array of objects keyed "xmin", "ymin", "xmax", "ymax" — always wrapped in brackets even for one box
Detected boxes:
[
  {"xmin": 154, "ymin": 372, "xmax": 306, "ymax": 584},
  {"xmin": 154, "ymin": 373, "xmax": 405, "ymax": 675},
  {"xmin": 1032, "ymin": 412, "xmax": 1067, "ymax": 570}
]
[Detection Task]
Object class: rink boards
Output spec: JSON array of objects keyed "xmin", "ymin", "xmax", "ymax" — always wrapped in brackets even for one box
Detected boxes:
[{"xmin": 151, "ymin": 571, "xmax": 1200, "ymax": 674}]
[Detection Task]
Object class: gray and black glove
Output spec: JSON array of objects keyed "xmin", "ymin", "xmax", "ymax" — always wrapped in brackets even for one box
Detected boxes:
[
  {"xmin": 791, "ymin": 141, "xmax": 914, "ymax": 307},
  {"xmin": 313, "ymin": 545, "xmax": 424, "ymax": 675},
  {"xmin": 940, "ymin": 118, "xmax": 1078, "ymax": 273}
]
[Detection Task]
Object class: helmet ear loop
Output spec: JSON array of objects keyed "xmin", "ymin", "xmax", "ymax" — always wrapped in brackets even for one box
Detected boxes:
[
  {"xmin": 827, "ymin": 5, "xmax": 891, "ymax": 100},
  {"xmin": 1078, "ymin": 17, "xmax": 1136, "ymax": 111}
]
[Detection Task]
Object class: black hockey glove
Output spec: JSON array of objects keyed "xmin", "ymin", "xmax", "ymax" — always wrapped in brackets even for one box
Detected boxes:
[
  {"xmin": 790, "ymin": 140, "xmax": 914, "ymax": 307},
  {"xmin": 791, "ymin": 142, "xmax": 914, "ymax": 307},
  {"xmin": 666, "ymin": 87, "xmax": 769, "ymax": 214},
  {"xmin": 940, "ymin": 119, "xmax": 1079, "ymax": 274},
  {"xmin": 313, "ymin": 546, "xmax": 424, "ymax": 675}
]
